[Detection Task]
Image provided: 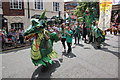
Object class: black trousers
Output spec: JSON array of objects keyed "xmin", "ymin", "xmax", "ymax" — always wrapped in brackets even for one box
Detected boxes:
[
  {"xmin": 61, "ymin": 38, "xmax": 66, "ymax": 49},
  {"xmin": 19, "ymin": 35, "xmax": 24, "ymax": 44},
  {"xmin": 89, "ymin": 34, "xmax": 93, "ymax": 43},
  {"xmin": 75, "ymin": 36, "xmax": 80, "ymax": 44},
  {"xmin": 83, "ymin": 35, "xmax": 87, "ymax": 43},
  {"xmin": 67, "ymin": 42, "xmax": 72, "ymax": 53},
  {"xmin": 114, "ymin": 30, "xmax": 117, "ymax": 35}
]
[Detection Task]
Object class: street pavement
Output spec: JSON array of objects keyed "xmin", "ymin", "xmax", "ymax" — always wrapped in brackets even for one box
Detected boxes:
[{"xmin": 1, "ymin": 33, "xmax": 119, "ymax": 78}]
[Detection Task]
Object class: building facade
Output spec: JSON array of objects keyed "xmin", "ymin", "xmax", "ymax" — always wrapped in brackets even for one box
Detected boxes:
[
  {"xmin": 2, "ymin": 0, "xmax": 64, "ymax": 30},
  {"xmin": 0, "ymin": 0, "xmax": 3, "ymax": 29},
  {"xmin": 64, "ymin": 1, "xmax": 78, "ymax": 23}
]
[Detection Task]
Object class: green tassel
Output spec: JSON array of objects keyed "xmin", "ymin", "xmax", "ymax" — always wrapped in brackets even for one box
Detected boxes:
[
  {"xmin": 48, "ymin": 60, "xmax": 53, "ymax": 64},
  {"xmin": 42, "ymin": 56, "xmax": 50, "ymax": 62},
  {"xmin": 38, "ymin": 60, "xmax": 46, "ymax": 66}
]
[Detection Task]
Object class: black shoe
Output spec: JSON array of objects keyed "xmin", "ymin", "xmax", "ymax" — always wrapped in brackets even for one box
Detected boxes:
[
  {"xmin": 41, "ymin": 66, "xmax": 48, "ymax": 72},
  {"xmin": 97, "ymin": 46, "xmax": 101, "ymax": 49},
  {"xmin": 74, "ymin": 43, "xmax": 76, "ymax": 44}
]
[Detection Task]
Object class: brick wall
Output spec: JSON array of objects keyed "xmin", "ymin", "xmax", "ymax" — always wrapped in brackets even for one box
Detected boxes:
[{"xmin": 2, "ymin": 1, "xmax": 24, "ymax": 16}]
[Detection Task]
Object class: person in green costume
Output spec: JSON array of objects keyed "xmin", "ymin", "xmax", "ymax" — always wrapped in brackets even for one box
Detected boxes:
[
  {"xmin": 83, "ymin": 7, "xmax": 97, "ymax": 43},
  {"xmin": 65, "ymin": 26, "xmax": 73, "ymax": 53},
  {"xmin": 93, "ymin": 21, "xmax": 105, "ymax": 49},
  {"xmin": 83, "ymin": 8, "xmax": 91, "ymax": 43},
  {"xmin": 24, "ymin": 10, "xmax": 59, "ymax": 71},
  {"xmin": 90, "ymin": 21, "xmax": 96, "ymax": 43},
  {"xmin": 89, "ymin": 7, "xmax": 97, "ymax": 43},
  {"xmin": 74, "ymin": 22, "xmax": 81, "ymax": 44}
]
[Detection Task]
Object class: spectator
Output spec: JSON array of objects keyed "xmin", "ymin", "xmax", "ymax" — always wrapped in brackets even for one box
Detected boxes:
[
  {"xmin": 52, "ymin": 24, "xmax": 59, "ymax": 32},
  {"xmin": 118, "ymin": 23, "xmax": 120, "ymax": 34},
  {"xmin": 19, "ymin": 28, "xmax": 24, "ymax": 44},
  {"xmin": 0, "ymin": 29, "xmax": 4, "ymax": 49},
  {"xmin": 113, "ymin": 24, "xmax": 117, "ymax": 35},
  {"xmin": 110, "ymin": 22, "xmax": 113, "ymax": 34},
  {"xmin": 8, "ymin": 29, "xmax": 16, "ymax": 43},
  {"xmin": 2, "ymin": 27, "xmax": 7, "ymax": 38},
  {"xmin": 48, "ymin": 25, "xmax": 54, "ymax": 33},
  {"xmin": 16, "ymin": 30, "xmax": 20, "ymax": 43}
]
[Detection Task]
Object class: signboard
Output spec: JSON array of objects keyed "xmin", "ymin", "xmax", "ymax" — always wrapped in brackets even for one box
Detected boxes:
[{"xmin": 98, "ymin": 0, "xmax": 113, "ymax": 30}]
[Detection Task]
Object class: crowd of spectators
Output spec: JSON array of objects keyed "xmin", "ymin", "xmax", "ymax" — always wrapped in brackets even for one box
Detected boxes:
[{"xmin": 1, "ymin": 27, "xmax": 24, "ymax": 48}]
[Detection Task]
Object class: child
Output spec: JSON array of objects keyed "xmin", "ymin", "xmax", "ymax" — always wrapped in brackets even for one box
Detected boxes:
[
  {"xmin": 60, "ymin": 23, "xmax": 66, "ymax": 52},
  {"xmin": 65, "ymin": 26, "xmax": 73, "ymax": 53}
]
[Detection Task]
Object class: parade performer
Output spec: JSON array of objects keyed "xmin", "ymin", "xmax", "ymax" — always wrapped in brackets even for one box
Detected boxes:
[
  {"xmin": 83, "ymin": 8, "xmax": 96, "ymax": 43},
  {"xmin": 65, "ymin": 26, "xmax": 73, "ymax": 53},
  {"xmin": 93, "ymin": 21, "xmax": 105, "ymax": 49},
  {"xmin": 74, "ymin": 22, "xmax": 81, "ymax": 44},
  {"xmin": 60, "ymin": 23, "xmax": 66, "ymax": 52},
  {"xmin": 23, "ymin": 10, "xmax": 59, "ymax": 70},
  {"xmin": 83, "ymin": 8, "xmax": 91, "ymax": 43}
]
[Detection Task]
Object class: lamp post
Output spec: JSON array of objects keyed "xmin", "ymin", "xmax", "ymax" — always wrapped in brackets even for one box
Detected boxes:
[
  {"xmin": 58, "ymin": 11, "xmax": 61, "ymax": 26},
  {"xmin": 28, "ymin": 0, "xmax": 30, "ymax": 19}
]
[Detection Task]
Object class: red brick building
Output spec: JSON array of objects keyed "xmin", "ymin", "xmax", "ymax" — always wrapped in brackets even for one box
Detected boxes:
[{"xmin": 2, "ymin": 0, "xmax": 25, "ymax": 30}]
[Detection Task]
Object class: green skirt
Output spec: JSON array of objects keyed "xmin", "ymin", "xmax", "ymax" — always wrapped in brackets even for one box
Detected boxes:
[{"xmin": 32, "ymin": 50, "xmax": 57, "ymax": 66}]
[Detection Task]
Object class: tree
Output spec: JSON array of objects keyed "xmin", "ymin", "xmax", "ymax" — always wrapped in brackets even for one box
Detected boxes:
[{"xmin": 74, "ymin": 2, "xmax": 99, "ymax": 21}]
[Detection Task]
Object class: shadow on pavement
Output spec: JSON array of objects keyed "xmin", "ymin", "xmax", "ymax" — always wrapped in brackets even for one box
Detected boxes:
[
  {"xmin": 102, "ymin": 42, "xmax": 111, "ymax": 46},
  {"xmin": 84, "ymin": 47, "xmax": 91, "ymax": 49},
  {"xmin": 101, "ymin": 48, "xmax": 119, "ymax": 58},
  {"xmin": 63, "ymin": 52, "xmax": 76, "ymax": 58},
  {"xmin": 91, "ymin": 42, "xmax": 111, "ymax": 49},
  {"xmin": 31, "ymin": 60, "xmax": 60, "ymax": 80},
  {"xmin": 75, "ymin": 44, "xmax": 84, "ymax": 47},
  {"xmin": 91, "ymin": 42, "xmax": 119, "ymax": 58},
  {"xmin": 91, "ymin": 43, "xmax": 98, "ymax": 49}
]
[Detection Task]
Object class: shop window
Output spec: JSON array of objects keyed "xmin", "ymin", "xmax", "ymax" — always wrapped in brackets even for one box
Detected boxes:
[{"xmin": 11, "ymin": 23, "xmax": 23, "ymax": 30}]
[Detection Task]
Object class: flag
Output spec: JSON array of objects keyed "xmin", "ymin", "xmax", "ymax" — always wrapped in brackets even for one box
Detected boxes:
[{"xmin": 98, "ymin": 0, "xmax": 113, "ymax": 30}]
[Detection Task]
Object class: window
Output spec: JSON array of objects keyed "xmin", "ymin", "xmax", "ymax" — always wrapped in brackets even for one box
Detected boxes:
[
  {"xmin": 11, "ymin": 23, "xmax": 23, "ymax": 30},
  {"xmin": 35, "ymin": 0, "xmax": 43, "ymax": 10},
  {"xmin": 0, "ymin": 0, "xmax": 2, "ymax": 8},
  {"xmin": 10, "ymin": 0, "xmax": 22, "ymax": 9},
  {"xmin": 53, "ymin": 2, "xmax": 59, "ymax": 11}
]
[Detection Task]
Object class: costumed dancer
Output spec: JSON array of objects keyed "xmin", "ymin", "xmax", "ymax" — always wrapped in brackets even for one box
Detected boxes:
[
  {"xmin": 93, "ymin": 21, "xmax": 105, "ymax": 49},
  {"xmin": 60, "ymin": 23, "xmax": 66, "ymax": 53},
  {"xmin": 89, "ymin": 7, "xmax": 97, "ymax": 43},
  {"xmin": 23, "ymin": 10, "xmax": 59, "ymax": 71},
  {"xmin": 65, "ymin": 26, "xmax": 73, "ymax": 54},
  {"xmin": 74, "ymin": 22, "xmax": 81, "ymax": 44},
  {"xmin": 83, "ymin": 8, "xmax": 91, "ymax": 43}
]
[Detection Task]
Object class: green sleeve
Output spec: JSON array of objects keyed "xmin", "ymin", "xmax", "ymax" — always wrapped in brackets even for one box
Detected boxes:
[{"xmin": 49, "ymin": 32, "xmax": 59, "ymax": 43}]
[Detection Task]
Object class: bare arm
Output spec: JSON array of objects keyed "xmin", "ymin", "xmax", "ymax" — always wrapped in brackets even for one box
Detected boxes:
[{"xmin": 44, "ymin": 32, "xmax": 50, "ymax": 40}]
